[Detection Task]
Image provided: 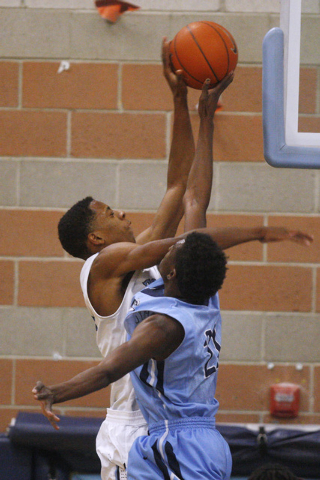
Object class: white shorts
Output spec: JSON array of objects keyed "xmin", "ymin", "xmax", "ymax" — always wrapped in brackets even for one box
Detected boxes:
[{"xmin": 96, "ymin": 408, "xmax": 148, "ymax": 480}]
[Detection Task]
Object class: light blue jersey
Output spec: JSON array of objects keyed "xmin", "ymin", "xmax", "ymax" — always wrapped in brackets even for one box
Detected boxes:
[
  {"xmin": 124, "ymin": 278, "xmax": 232, "ymax": 480},
  {"xmin": 124, "ymin": 278, "xmax": 221, "ymax": 427}
]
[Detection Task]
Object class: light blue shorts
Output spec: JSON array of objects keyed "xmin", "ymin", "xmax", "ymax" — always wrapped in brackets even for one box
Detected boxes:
[{"xmin": 127, "ymin": 417, "xmax": 232, "ymax": 480}]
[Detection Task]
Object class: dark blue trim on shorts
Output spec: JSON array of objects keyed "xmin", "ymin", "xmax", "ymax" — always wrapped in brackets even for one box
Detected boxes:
[
  {"xmin": 165, "ymin": 441, "xmax": 185, "ymax": 480},
  {"xmin": 151, "ymin": 440, "xmax": 170, "ymax": 480}
]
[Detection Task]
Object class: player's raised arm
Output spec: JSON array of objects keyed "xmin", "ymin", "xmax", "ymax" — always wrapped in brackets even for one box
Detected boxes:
[
  {"xmin": 135, "ymin": 38, "xmax": 195, "ymax": 244},
  {"xmin": 183, "ymin": 73, "xmax": 234, "ymax": 232}
]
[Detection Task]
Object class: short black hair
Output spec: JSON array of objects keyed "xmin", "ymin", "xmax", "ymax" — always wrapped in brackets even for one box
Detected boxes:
[
  {"xmin": 248, "ymin": 464, "xmax": 300, "ymax": 480},
  {"xmin": 175, "ymin": 232, "xmax": 227, "ymax": 305},
  {"xmin": 58, "ymin": 196, "xmax": 95, "ymax": 259}
]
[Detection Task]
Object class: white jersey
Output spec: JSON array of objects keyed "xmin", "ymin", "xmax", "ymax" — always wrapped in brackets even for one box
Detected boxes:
[{"xmin": 80, "ymin": 253, "xmax": 160, "ymax": 411}]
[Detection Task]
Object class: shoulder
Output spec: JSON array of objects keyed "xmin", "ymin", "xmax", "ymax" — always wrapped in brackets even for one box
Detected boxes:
[
  {"xmin": 142, "ymin": 313, "xmax": 185, "ymax": 361},
  {"xmin": 90, "ymin": 242, "xmax": 138, "ymax": 279}
]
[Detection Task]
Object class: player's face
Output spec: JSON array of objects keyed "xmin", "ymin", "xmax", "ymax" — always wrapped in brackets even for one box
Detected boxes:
[
  {"xmin": 158, "ymin": 239, "xmax": 185, "ymax": 279},
  {"xmin": 89, "ymin": 200, "xmax": 136, "ymax": 244}
]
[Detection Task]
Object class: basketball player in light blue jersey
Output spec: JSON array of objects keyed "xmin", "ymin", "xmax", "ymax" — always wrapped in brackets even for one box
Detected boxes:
[
  {"xmin": 124, "ymin": 231, "xmax": 230, "ymax": 479},
  {"xmin": 33, "ymin": 75, "xmax": 313, "ymax": 479}
]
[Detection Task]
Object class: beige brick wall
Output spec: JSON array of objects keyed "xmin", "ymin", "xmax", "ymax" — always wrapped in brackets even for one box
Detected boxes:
[{"xmin": 0, "ymin": 0, "xmax": 320, "ymax": 431}]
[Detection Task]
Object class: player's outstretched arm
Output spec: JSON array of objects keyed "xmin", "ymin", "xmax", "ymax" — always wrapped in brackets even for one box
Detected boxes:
[
  {"xmin": 136, "ymin": 38, "xmax": 195, "ymax": 244},
  {"xmin": 96, "ymin": 224, "xmax": 312, "ymax": 280},
  {"xmin": 32, "ymin": 313, "xmax": 183, "ymax": 429},
  {"xmin": 199, "ymin": 226, "xmax": 313, "ymax": 250},
  {"xmin": 183, "ymin": 73, "xmax": 234, "ymax": 232}
]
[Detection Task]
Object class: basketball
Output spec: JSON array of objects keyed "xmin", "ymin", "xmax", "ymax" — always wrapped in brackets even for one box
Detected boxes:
[{"xmin": 169, "ymin": 21, "xmax": 238, "ymax": 90}]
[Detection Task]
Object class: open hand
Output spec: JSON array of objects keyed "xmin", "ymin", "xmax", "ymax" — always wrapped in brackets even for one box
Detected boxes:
[
  {"xmin": 32, "ymin": 380, "xmax": 60, "ymax": 430},
  {"xmin": 198, "ymin": 72, "xmax": 234, "ymax": 120},
  {"xmin": 259, "ymin": 227, "xmax": 313, "ymax": 245},
  {"xmin": 162, "ymin": 37, "xmax": 187, "ymax": 98}
]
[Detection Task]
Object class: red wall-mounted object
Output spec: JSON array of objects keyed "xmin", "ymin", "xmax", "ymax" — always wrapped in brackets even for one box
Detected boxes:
[{"xmin": 270, "ymin": 382, "xmax": 300, "ymax": 418}]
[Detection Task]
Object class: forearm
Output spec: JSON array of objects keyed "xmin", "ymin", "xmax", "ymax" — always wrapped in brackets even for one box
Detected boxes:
[
  {"xmin": 176, "ymin": 226, "xmax": 267, "ymax": 250},
  {"xmin": 48, "ymin": 364, "xmax": 110, "ymax": 405},
  {"xmin": 167, "ymin": 95, "xmax": 195, "ymax": 190},
  {"xmin": 199, "ymin": 226, "xmax": 266, "ymax": 250},
  {"xmin": 184, "ymin": 119, "xmax": 214, "ymax": 213}
]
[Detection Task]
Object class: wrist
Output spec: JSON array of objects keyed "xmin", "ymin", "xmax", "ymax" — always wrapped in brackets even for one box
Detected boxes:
[
  {"xmin": 173, "ymin": 94, "xmax": 188, "ymax": 107},
  {"xmin": 199, "ymin": 118, "xmax": 214, "ymax": 131},
  {"xmin": 253, "ymin": 226, "xmax": 266, "ymax": 241}
]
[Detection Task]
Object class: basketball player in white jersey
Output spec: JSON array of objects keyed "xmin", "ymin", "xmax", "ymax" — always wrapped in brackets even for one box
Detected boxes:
[{"xmin": 34, "ymin": 44, "xmax": 313, "ymax": 480}]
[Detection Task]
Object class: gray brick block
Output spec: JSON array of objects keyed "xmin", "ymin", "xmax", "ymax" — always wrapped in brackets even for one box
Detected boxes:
[
  {"xmin": 301, "ymin": 16, "xmax": 320, "ymax": 65},
  {"xmin": 64, "ymin": 308, "xmax": 101, "ymax": 358},
  {"xmin": 227, "ymin": 0, "xmax": 318, "ymax": 14},
  {"xmin": 0, "ymin": 8, "xmax": 71, "ymax": 58},
  {"xmin": 137, "ymin": 0, "xmax": 220, "ymax": 11},
  {"xmin": 225, "ymin": 0, "xmax": 280, "ymax": 13},
  {"xmin": 265, "ymin": 314, "xmax": 320, "ymax": 362},
  {"xmin": 0, "ymin": 160, "xmax": 18, "ymax": 206},
  {"xmin": 220, "ymin": 312, "xmax": 263, "ymax": 361},
  {"xmin": 0, "ymin": 0, "xmax": 20, "ymax": 5},
  {"xmin": 20, "ymin": 160, "xmax": 118, "ymax": 208},
  {"xmin": 0, "ymin": 307, "xmax": 64, "ymax": 356},
  {"xmin": 118, "ymin": 161, "xmax": 168, "ymax": 209},
  {"xmin": 70, "ymin": 11, "xmax": 171, "ymax": 61},
  {"xmin": 0, "ymin": 8, "xmax": 270, "ymax": 63},
  {"xmin": 26, "ymin": 0, "xmax": 94, "ymax": 8},
  {"xmin": 217, "ymin": 163, "xmax": 316, "ymax": 213}
]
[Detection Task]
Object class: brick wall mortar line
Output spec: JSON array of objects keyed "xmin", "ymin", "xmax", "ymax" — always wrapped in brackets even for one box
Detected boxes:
[
  {"xmin": 261, "ymin": 314, "xmax": 266, "ymax": 362},
  {"xmin": 219, "ymin": 0, "xmax": 226, "ymax": 13},
  {"xmin": 227, "ymin": 260, "xmax": 319, "ymax": 267},
  {"xmin": 66, "ymin": 110, "xmax": 71, "ymax": 157},
  {"xmin": 1, "ymin": 256, "xmax": 83, "ymax": 262},
  {"xmin": 11, "ymin": 359, "xmax": 16, "ymax": 406},
  {"xmin": 311, "ymin": 266, "xmax": 317, "ymax": 313},
  {"xmin": 2, "ymin": 257, "xmax": 318, "ymax": 267},
  {"xmin": 118, "ymin": 63, "xmax": 123, "ymax": 111},
  {"xmin": 16, "ymin": 159, "xmax": 20, "ymax": 206},
  {"xmin": 18, "ymin": 61, "xmax": 22, "ymax": 109},
  {"xmin": 13, "ymin": 260, "xmax": 19, "ymax": 306},
  {"xmin": 2, "ymin": 355, "xmax": 320, "ymax": 367},
  {"xmin": 61, "ymin": 311, "xmax": 67, "ymax": 358},
  {"xmin": 115, "ymin": 162, "xmax": 120, "ymax": 208},
  {"xmin": 316, "ymin": 66, "xmax": 320, "ymax": 115},
  {"xmin": 221, "ymin": 310, "xmax": 319, "ymax": 319},
  {"xmin": 219, "ymin": 360, "xmax": 320, "ymax": 366},
  {"xmin": 309, "ymin": 364, "xmax": 315, "ymax": 413},
  {"xmin": 315, "ymin": 170, "xmax": 320, "ymax": 212},
  {"xmin": 0, "ymin": 206, "xmax": 68, "ymax": 211}
]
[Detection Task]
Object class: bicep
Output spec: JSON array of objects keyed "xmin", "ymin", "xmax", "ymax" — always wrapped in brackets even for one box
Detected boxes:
[
  {"xmin": 130, "ymin": 314, "xmax": 185, "ymax": 361},
  {"xmin": 95, "ymin": 241, "xmax": 171, "ymax": 278},
  {"xmin": 101, "ymin": 314, "xmax": 184, "ymax": 384}
]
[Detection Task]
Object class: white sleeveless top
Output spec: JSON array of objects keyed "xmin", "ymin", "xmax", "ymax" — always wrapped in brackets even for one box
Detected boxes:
[{"xmin": 80, "ymin": 253, "xmax": 160, "ymax": 411}]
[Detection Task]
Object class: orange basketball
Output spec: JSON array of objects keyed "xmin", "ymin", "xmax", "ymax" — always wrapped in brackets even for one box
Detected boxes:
[{"xmin": 169, "ymin": 21, "xmax": 238, "ymax": 90}]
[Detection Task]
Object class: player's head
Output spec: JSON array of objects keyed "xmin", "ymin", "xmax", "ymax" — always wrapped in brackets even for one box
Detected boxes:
[
  {"xmin": 159, "ymin": 232, "xmax": 227, "ymax": 305},
  {"xmin": 248, "ymin": 464, "xmax": 300, "ymax": 480},
  {"xmin": 58, "ymin": 197, "xmax": 135, "ymax": 259}
]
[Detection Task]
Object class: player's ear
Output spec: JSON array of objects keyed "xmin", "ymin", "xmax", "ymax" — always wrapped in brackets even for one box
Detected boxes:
[
  {"xmin": 166, "ymin": 268, "xmax": 176, "ymax": 280},
  {"xmin": 88, "ymin": 232, "xmax": 105, "ymax": 246}
]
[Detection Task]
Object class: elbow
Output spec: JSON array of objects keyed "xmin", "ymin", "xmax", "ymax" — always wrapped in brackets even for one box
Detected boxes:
[{"xmin": 183, "ymin": 195, "xmax": 208, "ymax": 213}]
